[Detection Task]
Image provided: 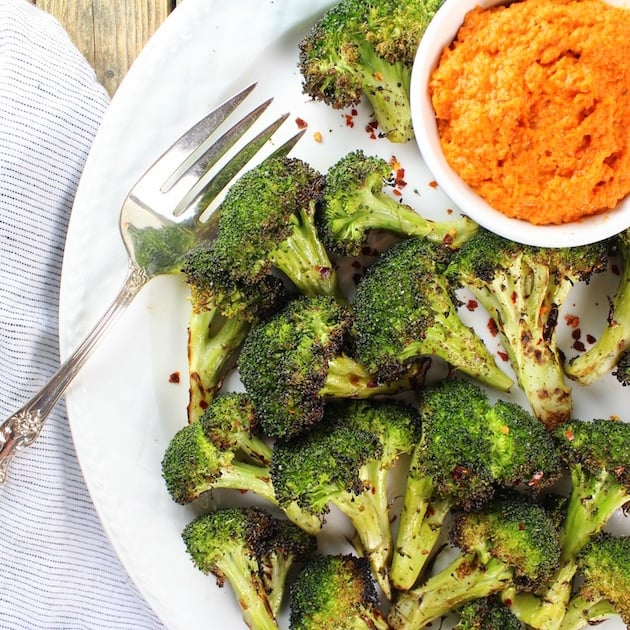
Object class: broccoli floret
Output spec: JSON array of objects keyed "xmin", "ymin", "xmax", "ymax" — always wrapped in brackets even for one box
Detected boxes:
[
  {"xmin": 289, "ymin": 554, "xmax": 389, "ymax": 629},
  {"xmin": 238, "ymin": 294, "xmax": 424, "ymax": 440},
  {"xmin": 454, "ymin": 596, "xmax": 525, "ymax": 630},
  {"xmin": 559, "ymin": 533, "xmax": 630, "ymax": 630},
  {"xmin": 318, "ymin": 150, "xmax": 477, "ymax": 256},
  {"xmin": 271, "ymin": 399, "xmax": 421, "ymax": 598},
  {"xmin": 388, "ymin": 496, "xmax": 561, "ymax": 629},
  {"xmin": 505, "ymin": 418, "xmax": 630, "ymax": 629},
  {"xmin": 212, "ymin": 154, "xmax": 343, "ymax": 300},
  {"xmin": 566, "ymin": 228, "xmax": 630, "ymax": 385},
  {"xmin": 447, "ymin": 228, "xmax": 608, "ymax": 429},
  {"xmin": 182, "ymin": 507, "xmax": 295, "ymax": 630},
  {"xmin": 352, "ymin": 237, "xmax": 514, "ymax": 391},
  {"xmin": 182, "ymin": 244, "xmax": 288, "ymax": 422},
  {"xmin": 258, "ymin": 518, "xmax": 318, "ymax": 617},
  {"xmin": 391, "ymin": 379, "xmax": 561, "ymax": 591},
  {"xmin": 160, "ymin": 395, "xmax": 321, "ymax": 535},
  {"xmin": 298, "ymin": 0, "xmax": 443, "ymax": 142},
  {"xmin": 613, "ymin": 350, "xmax": 630, "ymax": 386}
]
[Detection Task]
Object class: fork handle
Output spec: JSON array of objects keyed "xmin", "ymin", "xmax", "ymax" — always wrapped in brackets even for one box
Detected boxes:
[{"xmin": 0, "ymin": 262, "xmax": 150, "ymax": 484}]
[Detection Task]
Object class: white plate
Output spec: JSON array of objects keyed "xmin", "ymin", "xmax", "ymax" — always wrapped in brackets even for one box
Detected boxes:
[{"xmin": 58, "ymin": 1, "xmax": 629, "ymax": 629}]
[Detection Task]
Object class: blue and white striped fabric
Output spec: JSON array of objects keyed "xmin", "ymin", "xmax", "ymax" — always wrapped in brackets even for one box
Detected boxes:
[{"xmin": 0, "ymin": 1, "xmax": 162, "ymax": 627}]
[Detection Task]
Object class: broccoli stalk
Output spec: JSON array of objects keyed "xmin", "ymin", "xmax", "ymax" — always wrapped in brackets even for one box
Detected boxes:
[
  {"xmin": 298, "ymin": 0, "xmax": 444, "ymax": 142},
  {"xmin": 353, "ymin": 237, "xmax": 514, "ymax": 391},
  {"xmin": 161, "ymin": 394, "xmax": 321, "ymax": 535},
  {"xmin": 447, "ymin": 229, "xmax": 608, "ymax": 429},
  {"xmin": 391, "ymin": 379, "xmax": 561, "ymax": 591},
  {"xmin": 238, "ymin": 294, "xmax": 424, "ymax": 440},
  {"xmin": 388, "ymin": 497, "xmax": 561, "ymax": 630},
  {"xmin": 319, "ymin": 150, "xmax": 477, "ymax": 256},
  {"xmin": 183, "ymin": 507, "xmax": 304, "ymax": 630},
  {"xmin": 271, "ymin": 399, "xmax": 422, "ymax": 599},
  {"xmin": 559, "ymin": 533, "xmax": 630, "ymax": 630},
  {"xmin": 212, "ymin": 154, "xmax": 344, "ymax": 300},
  {"xmin": 504, "ymin": 419, "xmax": 630, "ymax": 629},
  {"xmin": 566, "ymin": 228, "xmax": 630, "ymax": 385},
  {"xmin": 289, "ymin": 554, "xmax": 390, "ymax": 629}
]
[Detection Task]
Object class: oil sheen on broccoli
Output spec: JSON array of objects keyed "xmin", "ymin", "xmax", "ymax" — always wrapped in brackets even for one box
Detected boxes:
[{"xmin": 298, "ymin": 0, "xmax": 443, "ymax": 142}]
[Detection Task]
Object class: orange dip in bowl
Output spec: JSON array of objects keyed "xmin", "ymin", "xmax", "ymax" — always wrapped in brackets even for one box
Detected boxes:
[{"xmin": 429, "ymin": 0, "xmax": 630, "ymax": 225}]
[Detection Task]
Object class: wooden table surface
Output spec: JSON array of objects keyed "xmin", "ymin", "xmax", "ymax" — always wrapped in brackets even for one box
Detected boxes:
[{"xmin": 29, "ymin": 1, "xmax": 183, "ymax": 96}]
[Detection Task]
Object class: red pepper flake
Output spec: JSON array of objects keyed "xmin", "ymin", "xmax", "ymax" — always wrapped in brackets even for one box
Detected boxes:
[
  {"xmin": 497, "ymin": 350, "xmax": 509, "ymax": 362},
  {"xmin": 446, "ymin": 208, "xmax": 453, "ymax": 214},
  {"xmin": 565, "ymin": 428, "xmax": 575, "ymax": 441},
  {"xmin": 392, "ymin": 189, "xmax": 402, "ymax": 197},
  {"xmin": 168, "ymin": 371, "xmax": 180, "ymax": 384},
  {"xmin": 428, "ymin": 180, "xmax": 438, "ymax": 188},
  {"xmin": 571, "ymin": 328, "xmax": 581, "ymax": 340},
  {"xmin": 351, "ymin": 108, "xmax": 358, "ymax": 116},
  {"xmin": 466, "ymin": 299, "xmax": 479, "ymax": 311},
  {"xmin": 586, "ymin": 333, "xmax": 596, "ymax": 344},
  {"xmin": 345, "ymin": 114, "xmax": 355, "ymax": 128},
  {"xmin": 487, "ymin": 318, "xmax": 499, "ymax": 337},
  {"xmin": 295, "ymin": 117, "xmax": 308, "ymax": 129},
  {"xmin": 315, "ymin": 265, "xmax": 332, "ymax": 279},
  {"xmin": 573, "ymin": 340, "xmax": 586, "ymax": 352},
  {"xmin": 565, "ymin": 314, "xmax": 580, "ymax": 328}
]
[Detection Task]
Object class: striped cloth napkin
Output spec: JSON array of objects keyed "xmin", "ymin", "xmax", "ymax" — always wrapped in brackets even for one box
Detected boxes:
[{"xmin": 0, "ymin": 1, "xmax": 162, "ymax": 627}]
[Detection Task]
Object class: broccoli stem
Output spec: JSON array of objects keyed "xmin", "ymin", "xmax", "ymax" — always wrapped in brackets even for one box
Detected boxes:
[
  {"xmin": 391, "ymin": 475, "xmax": 434, "ymax": 591},
  {"xmin": 357, "ymin": 48, "xmax": 413, "ymax": 143},
  {"xmin": 559, "ymin": 597, "xmax": 617, "ymax": 630},
  {"xmin": 321, "ymin": 354, "xmax": 417, "ymax": 397},
  {"xmin": 187, "ymin": 309, "xmax": 252, "ymax": 423},
  {"xmin": 270, "ymin": 202, "xmax": 344, "ymax": 300},
  {"xmin": 389, "ymin": 554, "xmax": 514, "ymax": 629},
  {"xmin": 216, "ymin": 551, "xmax": 278, "ymax": 630}
]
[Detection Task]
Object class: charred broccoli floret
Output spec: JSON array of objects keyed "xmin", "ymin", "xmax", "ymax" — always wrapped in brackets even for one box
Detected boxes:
[
  {"xmin": 238, "ymin": 294, "xmax": 423, "ymax": 440},
  {"xmin": 447, "ymin": 228, "xmax": 608, "ymax": 429},
  {"xmin": 505, "ymin": 418, "xmax": 630, "ymax": 629},
  {"xmin": 388, "ymin": 496, "xmax": 561, "ymax": 629},
  {"xmin": 559, "ymin": 533, "xmax": 630, "ymax": 630},
  {"xmin": 454, "ymin": 596, "xmax": 525, "ymax": 630},
  {"xmin": 183, "ymin": 507, "xmax": 314, "ymax": 630},
  {"xmin": 318, "ymin": 149, "xmax": 477, "ymax": 256},
  {"xmin": 182, "ymin": 244, "xmax": 288, "ymax": 422},
  {"xmin": 160, "ymin": 394, "xmax": 320, "ymax": 534},
  {"xmin": 289, "ymin": 554, "xmax": 389, "ymax": 629},
  {"xmin": 271, "ymin": 399, "xmax": 421, "ymax": 598},
  {"xmin": 298, "ymin": 0, "xmax": 443, "ymax": 142},
  {"xmin": 391, "ymin": 379, "xmax": 561, "ymax": 591},
  {"xmin": 352, "ymin": 237, "xmax": 513, "ymax": 391},
  {"xmin": 212, "ymin": 154, "xmax": 343, "ymax": 299},
  {"xmin": 566, "ymin": 228, "xmax": 630, "ymax": 385}
]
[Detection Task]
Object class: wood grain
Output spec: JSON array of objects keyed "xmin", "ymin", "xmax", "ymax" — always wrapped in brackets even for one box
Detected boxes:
[{"xmin": 30, "ymin": 0, "xmax": 180, "ymax": 95}]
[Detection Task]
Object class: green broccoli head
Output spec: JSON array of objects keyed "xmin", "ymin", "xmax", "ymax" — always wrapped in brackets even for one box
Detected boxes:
[
  {"xmin": 212, "ymin": 155, "xmax": 342, "ymax": 299},
  {"xmin": 454, "ymin": 596, "xmax": 525, "ymax": 630},
  {"xmin": 289, "ymin": 554, "xmax": 389, "ymax": 630},
  {"xmin": 182, "ymin": 507, "xmax": 280, "ymax": 630},
  {"xmin": 298, "ymin": 0, "xmax": 443, "ymax": 142},
  {"xmin": 447, "ymin": 228, "xmax": 608, "ymax": 429},
  {"xmin": 353, "ymin": 237, "xmax": 513, "ymax": 391},
  {"xmin": 319, "ymin": 149, "xmax": 477, "ymax": 256},
  {"xmin": 566, "ymin": 228, "xmax": 630, "ymax": 385},
  {"xmin": 574, "ymin": 533, "xmax": 630, "ymax": 625}
]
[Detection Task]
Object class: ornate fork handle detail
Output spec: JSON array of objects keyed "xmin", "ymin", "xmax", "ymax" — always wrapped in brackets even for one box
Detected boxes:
[{"xmin": 0, "ymin": 261, "xmax": 149, "ymax": 483}]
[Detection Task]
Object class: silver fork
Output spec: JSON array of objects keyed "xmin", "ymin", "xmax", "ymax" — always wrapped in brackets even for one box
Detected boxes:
[{"xmin": 0, "ymin": 83, "xmax": 303, "ymax": 484}]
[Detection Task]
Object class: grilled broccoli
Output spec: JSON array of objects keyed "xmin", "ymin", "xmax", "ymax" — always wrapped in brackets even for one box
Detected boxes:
[
  {"xmin": 298, "ymin": 0, "xmax": 443, "ymax": 142},
  {"xmin": 238, "ymin": 294, "xmax": 424, "ymax": 440},
  {"xmin": 566, "ymin": 228, "xmax": 630, "ymax": 385},
  {"xmin": 182, "ymin": 244, "xmax": 288, "ymax": 422},
  {"xmin": 183, "ymin": 507, "xmax": 314, "ymax": 630},
  {"xmin": 505, "ymin": 418, "xmax": 630, "ymax": 629},
  {"xmin": 454, "ymin": 596, "xmax": 525, "ymax": 630},
  {"xmin": 447, "ymin": 228, "xmax": 608, "ymax": 429},
  {"xmin": 271, "ymin": 399, "xmax": 421, "ymax": 598},
  {"xmin": 391, "ymin": 379, "xmax": 561, "ymax": 591},
  {"xmin": 289, "ymin": 554, "xmax": 389, "ymax": 629},
  {"xmin": 160, "ymin": 393, "xmax": 321, "ymax": 535},
  {"xmin": 318, "ymin": 149, "xmax": 477, "ymax": 256},
  {"xmin": 212, "ymin": 154, "xmax": 343, "ymax": 300},
  {"xmin": 352, "ymin": 237, "xmax": 513, "ymax": 391},
  {"xmin": 559, "ymin": 533, "xmax": 630, "ymax": 630},
  {"xmin": 388, "ymin": 496, "xmax": 561, "ymax": 629},
  {"xmin": 613, "ymin": 350, "xmax": 630, "ymax": 386}
]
